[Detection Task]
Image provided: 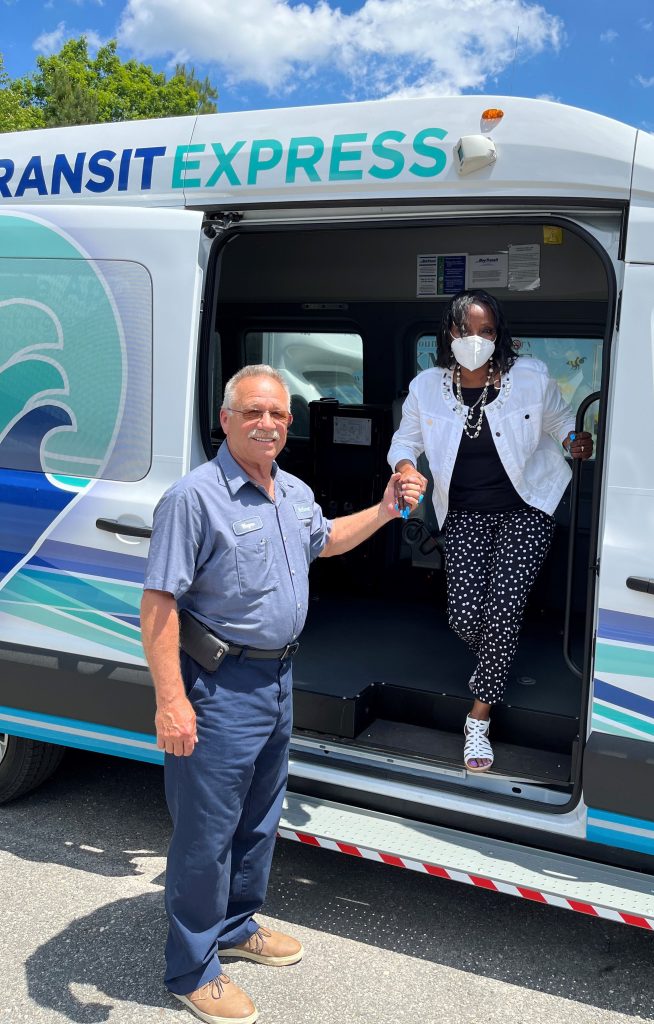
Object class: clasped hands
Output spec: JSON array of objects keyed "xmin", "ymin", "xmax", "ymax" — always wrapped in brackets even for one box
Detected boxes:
[{"xmin": 387, "ymin": 465, "xmax": 428, "ymax": 519}]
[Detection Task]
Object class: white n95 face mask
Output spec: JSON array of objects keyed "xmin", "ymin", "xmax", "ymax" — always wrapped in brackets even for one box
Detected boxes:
[{"xmin": 451, "ymin": 335, "xmax": 495, "ymax": 372}]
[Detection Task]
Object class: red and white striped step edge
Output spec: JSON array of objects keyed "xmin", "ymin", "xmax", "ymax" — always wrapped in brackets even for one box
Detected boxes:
[{"xmin": 277, "ymin": 826, "xmax": 654, "ymax": 931}]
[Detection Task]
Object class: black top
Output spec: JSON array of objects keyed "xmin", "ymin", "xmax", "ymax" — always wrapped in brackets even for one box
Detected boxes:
[{"xmin": 449, "ymin": 386, "xmax": 526, "ymax": 513}]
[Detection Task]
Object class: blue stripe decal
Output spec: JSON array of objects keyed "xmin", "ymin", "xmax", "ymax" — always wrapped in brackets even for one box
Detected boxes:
[
  {"xmin": 112, "ymin": 613, "xmax": 141, "ymax": 626},
  {"xmin": 587, "ymin": 825, "xmax": 654, "ymax": 857},
  {"xmin": 9, "ymin": 723, "xmax": 163, "ymax": 764},
  {"xmin": 598, "ymin": 608, "xmax": 654, "ymax": 647},
  {"xmin": 587, "ymin": 807, "xmax": 654, "ymax": 831},
  {"xmin": 29, "ymin": 539, "xmax": 147, "ymax": 584},
  {"xmin": 0, "ymin": 713, "xmax": 162, "ymax": 765},
  {"xmin": 594, "ymin": 678, "xmax": 654, "ymax": 720}
]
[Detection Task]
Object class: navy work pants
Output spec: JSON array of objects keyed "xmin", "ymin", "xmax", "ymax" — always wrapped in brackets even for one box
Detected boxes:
[{"xmin": 163, "ymin": 652, "xmax": 293, "ymax": 995}]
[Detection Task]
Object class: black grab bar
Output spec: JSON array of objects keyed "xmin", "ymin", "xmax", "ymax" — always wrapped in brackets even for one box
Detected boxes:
[{"xmin": 562, "ymin": 391, "xmax": 601, "ymax": 678}]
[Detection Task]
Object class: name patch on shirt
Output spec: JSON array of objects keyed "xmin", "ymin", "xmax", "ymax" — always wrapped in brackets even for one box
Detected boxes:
[
  {"xmin": 293, "ymin": 502, "xmax": 313, "ymax": 520},
  {"xmin": 232, "ymin": 516, "xmax": 264, "ymax": 536}
]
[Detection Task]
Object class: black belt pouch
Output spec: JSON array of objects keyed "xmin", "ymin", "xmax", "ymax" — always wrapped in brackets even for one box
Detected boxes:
[{"xmin": 179, "ymin": 610, "xmax": 230, "ymax": 673}]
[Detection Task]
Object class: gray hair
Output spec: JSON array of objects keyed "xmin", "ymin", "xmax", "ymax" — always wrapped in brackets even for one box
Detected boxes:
[{"xmin": 221, "ymin": 364, "xmax": 291, "ymax": 413}]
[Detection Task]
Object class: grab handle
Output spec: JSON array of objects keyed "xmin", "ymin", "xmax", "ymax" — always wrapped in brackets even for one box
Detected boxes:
[
  {"xmin": 563, "ymin": 392, "xmax": 600, "ymax": 678},
  {"xmin": 626, "ymin": 577, "xmax": 654, "ymax": 595}
]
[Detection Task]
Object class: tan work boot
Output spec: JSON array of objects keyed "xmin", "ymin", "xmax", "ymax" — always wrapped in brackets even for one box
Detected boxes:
[
  {"xmin": 221, "ymin": 925, "xmax": 303, "ymax": 966},
  {"xmin": 173, "ymin": 973, "xmax": 258, "ymax": 1024}
]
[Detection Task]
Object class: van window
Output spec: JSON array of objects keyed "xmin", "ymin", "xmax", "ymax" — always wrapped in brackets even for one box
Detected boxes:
[
  {"xmin": 0, "ymin": 258, "xmax": 152, "ymax": 482},
  {"xmin": 416, "ymin": 334, "xmax": 602, "ymax": 448},
  {"xmin": 245, "ymin": 330, "xmax": 363, "ymax": 437}
]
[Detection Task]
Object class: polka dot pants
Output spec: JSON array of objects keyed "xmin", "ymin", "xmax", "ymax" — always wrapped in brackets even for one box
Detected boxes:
[{"xmin": 444, "ymin": 507, "xmax": 555, "ymax": 706}]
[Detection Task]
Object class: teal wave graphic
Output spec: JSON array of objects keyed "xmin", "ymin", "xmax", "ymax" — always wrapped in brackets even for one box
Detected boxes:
[
  {"xmin": 0, "ymin": 359, "xmax": 69, "ymax": 438},
  {"xmin": 0, "ymin": 215, "xmax": 125, "ymax": 628},
  {"xmin": 0, "ymin": 215, "xmax": 125, "ymax": 479}
]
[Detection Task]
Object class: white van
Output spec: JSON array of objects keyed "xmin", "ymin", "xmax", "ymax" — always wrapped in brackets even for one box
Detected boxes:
[{"xmin": 1, "ymin": 96, "xmax": 653, "ymax": 930}]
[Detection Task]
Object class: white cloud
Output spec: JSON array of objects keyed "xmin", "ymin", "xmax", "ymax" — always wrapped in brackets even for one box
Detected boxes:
[
  {"xmin": 636, "ymin": 74, "xmax": 654, "ymax": 88},
  {"xmin": 83, "ymin": 29, "xmax": 105, "ymax": 49},
  {"xmin": 639, "ymin": 19, "xmax": 653, "ymax": 31},
  {"xmin": 33, "ymin": 20, "xmax": 67, "ymax": 54},
  {"xmin": 32, "ymin": 22, "xmax": 106, "ymax": 55},
  {"xmin": 599, "ymin": 29, "xmax": 618, "ymax": 43},
  {"xmin": 118, "ymin": 0, "xmax": 563, "ymax": 100}
]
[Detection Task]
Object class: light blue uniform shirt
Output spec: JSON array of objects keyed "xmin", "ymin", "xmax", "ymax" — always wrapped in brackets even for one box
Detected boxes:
[{"xmin": 144, "ymin": 443, "xmax": 332, "ymax": 649}]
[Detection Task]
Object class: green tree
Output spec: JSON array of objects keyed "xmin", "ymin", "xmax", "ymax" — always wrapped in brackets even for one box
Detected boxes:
[
  {"xmin": 43, "ymin": 64, "xmax": 99, "ymax": 127},
  {"xmin": 0, "ymin": 55, "xmax": 43, "ymax": 132},
  {"xmin": 4, "ymin": 37, "xmax": 218, "ymax": 131},
  {"xmin": 173, "ymin": 64, "xmax": 219, "ymax": 116}
]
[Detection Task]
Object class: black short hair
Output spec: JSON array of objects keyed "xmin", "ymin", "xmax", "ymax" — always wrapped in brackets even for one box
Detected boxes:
[{"xmin": 436, "ymin": 289, "xmax": 519, "ymax": 374}]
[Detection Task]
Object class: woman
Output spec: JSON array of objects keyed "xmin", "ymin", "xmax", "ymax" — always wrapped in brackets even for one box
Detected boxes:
[{"xmin": 388, "ymin": 289, "xmax": 593, "ymax": 773}]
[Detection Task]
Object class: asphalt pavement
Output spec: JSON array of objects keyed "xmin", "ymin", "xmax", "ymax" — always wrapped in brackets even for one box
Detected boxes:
[{"xmin": 0, "ymin": 749, "xmax": 652, "ymax": 1024}]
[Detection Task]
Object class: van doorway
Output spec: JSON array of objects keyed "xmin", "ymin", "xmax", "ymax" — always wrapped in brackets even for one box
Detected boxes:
[{"xmin": 201, "ymin": 212, "xmax": 616, "ymax": 811}]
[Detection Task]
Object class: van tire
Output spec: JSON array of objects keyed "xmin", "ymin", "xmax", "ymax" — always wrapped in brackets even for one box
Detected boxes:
[{"xmin": 0, "ymin": 734, "xmax": 65, "ymax": 804}]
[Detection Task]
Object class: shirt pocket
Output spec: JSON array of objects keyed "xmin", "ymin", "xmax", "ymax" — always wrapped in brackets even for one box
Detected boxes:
[
  {"xmin": 507, "ymin": 406, "xmax": 542, "ymax": 456},
  {"xmin": 298, "ymin": 520, "xmax": 312, "ymax": 568},
  {"xmin": 419, "ymin": 407, "xmax": 448, "ymax": 464},
  {"xmin": 235, "ymin": 537, "xmax": 279, "ymax": 597}
]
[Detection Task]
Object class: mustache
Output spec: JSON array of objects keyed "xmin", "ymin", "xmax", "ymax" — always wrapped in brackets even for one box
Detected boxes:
[{"xmin": 248, "ymin": 428, "xmax": 280, "ymax": 442}]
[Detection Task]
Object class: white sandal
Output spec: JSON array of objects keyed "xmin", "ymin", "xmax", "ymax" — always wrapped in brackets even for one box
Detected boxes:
[{"xmin": 464, "ymin": 715, "xmax": 494, "ymax": 773}]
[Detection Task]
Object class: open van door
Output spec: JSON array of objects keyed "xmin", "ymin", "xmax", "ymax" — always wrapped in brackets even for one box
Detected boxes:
[
  {"xmin": 583, "ymin": 192, "xmax": 654, "ymax": 858},
  {"xmin": 0, "ymin": 205, "xmax": 204, "ymax": 775}
]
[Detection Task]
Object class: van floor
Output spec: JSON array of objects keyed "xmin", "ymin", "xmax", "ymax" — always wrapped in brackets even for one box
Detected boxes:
[
  {"xmin": 293, "ymin": 593, "xmax": 582, "ymax": 714},
  {"xmin": 292, "ymin": 593, "xmax": 583, "ymax": 786}
]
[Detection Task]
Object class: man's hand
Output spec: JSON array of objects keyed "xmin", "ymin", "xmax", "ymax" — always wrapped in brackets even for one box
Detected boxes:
[
  {"xmin": 155, "ymin": 695, "xmax": 198, "ymax": 757},
  {"xmin": 379, "ymin": 471, "xmax": 424, "ymax": 520},
  {"xmin": 141, "ymin": 590, "xmax": 198, "ymax": 756}
]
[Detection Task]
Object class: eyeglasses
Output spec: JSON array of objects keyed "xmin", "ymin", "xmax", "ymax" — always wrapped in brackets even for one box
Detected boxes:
[{"xmin": 225, "ymin": 407, "xmax": 291, "ymax": 425}]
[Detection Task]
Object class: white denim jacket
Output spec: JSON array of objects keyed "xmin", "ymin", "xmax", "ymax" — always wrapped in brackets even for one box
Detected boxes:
[{"xmin": 388, "ymin": 358, "xmax": 576, "ymax": 528}]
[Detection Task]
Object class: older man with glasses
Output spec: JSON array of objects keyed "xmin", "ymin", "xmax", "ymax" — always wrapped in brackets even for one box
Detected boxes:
[{"xmin": 140, "ymin": 364, "xmax": 423, "ymax": 1024}]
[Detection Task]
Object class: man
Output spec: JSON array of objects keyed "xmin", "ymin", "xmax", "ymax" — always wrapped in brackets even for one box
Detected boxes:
[{"xmin": 141, "ymin": 365, "xmax": 422, "ymax": 1024}]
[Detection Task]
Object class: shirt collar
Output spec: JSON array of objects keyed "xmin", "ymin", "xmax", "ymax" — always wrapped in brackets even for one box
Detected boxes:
[{"xmin": 215, "ymin": 442, "xmax": 286, "ymax": 497}]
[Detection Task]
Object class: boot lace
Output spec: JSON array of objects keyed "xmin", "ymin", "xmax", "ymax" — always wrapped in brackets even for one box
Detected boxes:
[
  {"xmin": 248, "ymin": 927, "xmax": 271, "ymax": 954},
  {"xmin": 199, "ymin": 974, "xmax": 230, "ymax": 1001}
]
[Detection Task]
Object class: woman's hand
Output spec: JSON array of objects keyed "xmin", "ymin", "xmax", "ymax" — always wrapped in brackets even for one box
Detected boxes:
[
  {"xmin": 394, "ymin": 462, "xmax": 429, "ymax": 511},
  {"xmin": 565, "ymin": 431, "xmax": 593, "ymax": 460}
]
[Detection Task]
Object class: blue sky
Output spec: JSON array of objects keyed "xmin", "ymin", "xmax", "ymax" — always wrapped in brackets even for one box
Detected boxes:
[{"xmin": 1, "ymin": 0, "xmax": 653, "ymax": 130}]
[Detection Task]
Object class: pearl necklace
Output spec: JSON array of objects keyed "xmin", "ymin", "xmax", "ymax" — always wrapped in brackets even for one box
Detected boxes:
[{"xmin": 454, "ymin": 362, "xmax": 494, "ymax": 440}]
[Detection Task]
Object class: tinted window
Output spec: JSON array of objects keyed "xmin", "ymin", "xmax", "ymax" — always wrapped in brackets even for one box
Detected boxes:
[
  {"xmin": 245, "ymin": 331, "xmax": 363, "ymax": 437},
  {"xmin": 416, "ymin": 334, "xmax": 602, "ymax": 449},
  {"xmin": 0, "ymin": 258, "xmax": 152, "ymax": 482}
]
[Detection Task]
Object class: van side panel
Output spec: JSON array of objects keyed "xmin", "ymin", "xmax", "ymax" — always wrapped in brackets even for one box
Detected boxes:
[
  {"xmin": 585, "ymin": 258, "xmax": 654, "ymax": 854},
  {"xmin": 0, "ymin": 98, "xmax": 636, "ymax": 209},
  {"xmin": 0, "ymin": 205, "xmax": 204, "ymax": 755},
  {"xmin": 626, "ymin": 130, "xmax": 654, "ymax": 263}
]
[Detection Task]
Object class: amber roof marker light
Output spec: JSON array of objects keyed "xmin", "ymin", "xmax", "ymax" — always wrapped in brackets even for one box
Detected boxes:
[{"xmin": 480, "ymin": 107, "xmax": 504, "ymax": 132}]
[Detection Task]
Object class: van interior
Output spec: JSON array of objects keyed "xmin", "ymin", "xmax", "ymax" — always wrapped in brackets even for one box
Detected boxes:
[{"xmin": 203, "ymin": 215, "xmax": 613, "ymax": 809}]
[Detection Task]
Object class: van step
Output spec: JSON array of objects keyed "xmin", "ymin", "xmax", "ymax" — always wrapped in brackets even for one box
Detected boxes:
[
  {"xmin": 358, "ymin": 719, "xmax": 571, "ymax": 784},
  {"xmin": 294, "ymin": 680, "xmax": 577, "ymax": 753},
  {"xmin": 278, "ymin": 794, "xmax": 654, "ymax": 930}
]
